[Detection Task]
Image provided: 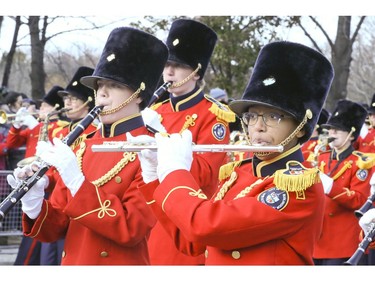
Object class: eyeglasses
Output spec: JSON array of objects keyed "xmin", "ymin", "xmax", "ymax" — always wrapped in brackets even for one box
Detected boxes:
[
  {"xmin": 63, "ymin": 95, "xmax": 80, "ymax": 102},
  {"xmin": 242, "ymin": 112, "xmax": 292, "ymax": 127}
]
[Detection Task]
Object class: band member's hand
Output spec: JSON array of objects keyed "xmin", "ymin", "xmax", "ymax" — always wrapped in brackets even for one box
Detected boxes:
[
  {"xmin": 359, "ymin": 208, "xmax": 375, "ymax": 235},
  {"xmin": 7, "ymin": 169, "xmax": 48, "ymax": 219},
  {"xmin": 13, "ymin": 107, "xmax": 39, "ymax": 129},
  {"xmin": 126, "ymin": 132, "xmax": 157, "ymax": 183},
  {"xmin": 369, "ymin": 172, "xmax": 375, "ymax": 194},
  {"xmin": 155, "ymin": 130, "xmax": 193, "ymax": 182},
  {"xmin": 319, "ymin": 172, "xmax": 333, "ymax": 194},
  {"xmin": 39, "ymin": 138, "xmax": 84, "ymax": 197},
  {"xmin": 35, "ymin": 140, "xmax": 53, "ymax": 157},
  {"xmin": 141, "ymin": 108, "xmax": 167, "ymax": 134}
]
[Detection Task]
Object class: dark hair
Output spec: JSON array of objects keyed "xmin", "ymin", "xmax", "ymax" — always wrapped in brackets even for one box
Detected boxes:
[{"xmin": 4, "ymin": 91, "xmax": 23, "ymax": 106}]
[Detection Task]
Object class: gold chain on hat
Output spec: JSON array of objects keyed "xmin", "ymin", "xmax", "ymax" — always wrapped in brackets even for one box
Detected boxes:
[
  {"xmin": 100, "ymin": 82, "xmax": 146, "ymax": 116},
  {"xmin": 170, "ymin": 64, "xmax": 202, "ymax": 88}
]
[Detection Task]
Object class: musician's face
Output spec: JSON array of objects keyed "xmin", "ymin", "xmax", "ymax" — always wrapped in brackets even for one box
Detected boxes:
[
  {"xmin": 327, "ymin": 128, "xmax": 353, "ymax": 151},
  {"xmin": 163, "ymin": 61, "xmax": 199, "ymax": 97},
  {"xmin": 246, "ymin": 105, "xmax": 303, "ymax": 160},
  {"xmin": 95, "ymin": 79, "xmax": 142, "ymax": 124},
  {"xmin": 39, "ymin": 102, "xmax": 57, "ymax": 119},
  {"xmin": 63, "ymin": 95, "xmax": 88, "ymax": 121}
]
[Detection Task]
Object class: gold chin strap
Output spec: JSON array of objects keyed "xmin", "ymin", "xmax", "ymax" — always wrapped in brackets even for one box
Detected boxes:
[
  {"xmin": 100, "ymin": 82, "xmax": 146, "ymax": 116},
  {"xmin": 335, "ymin": 126, "xmax": 355, "ymax": 152},
  {"xmin": 68, "ymin": 96, "xmax": 93, "ymax": 114},
  {"xmin": 170, "ymin": 64, "xmax": 202, "ymax": 89},
  {"xmin": 243, "ymin": 109, "xmax": 313, "ymax": 158}
]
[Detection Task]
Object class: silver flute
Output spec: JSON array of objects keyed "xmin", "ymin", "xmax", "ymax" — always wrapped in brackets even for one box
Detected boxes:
[{"xmin": 91, "ymin": 142, "xmax": 284, "ymax": 153}]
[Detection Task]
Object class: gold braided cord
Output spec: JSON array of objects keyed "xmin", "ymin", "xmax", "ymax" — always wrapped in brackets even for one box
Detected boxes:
[
  {"xmin": 332, "ymin": 160, "xmax": 353, "ymax": 181},
  {"xmin": 214, "ymin": 171, "xmax": 238, "ymax": 201},
  {"xmin": 100, "ymin": 82, "xmax": 145, "ymax": 116},
  {"xmin": 170, "ymin": 64, "xmax": 202, "ymax": 88},
  {"xmin": 234, "ymin": 177, "xmax": 268, "ymax": 200},
  {"xmin": 72, "ymin": 142, "xmax": 137, "ymax": 219},
  {"xmin": 179, "ymin": 114, "xmax": 198, "ymax": 134}
]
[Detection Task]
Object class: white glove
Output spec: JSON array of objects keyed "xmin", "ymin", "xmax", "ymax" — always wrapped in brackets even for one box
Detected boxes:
[
  {"xmin": 359, "ymin": 208, "xmax": 375, "ymax": 235},
  {"xmin": 13, "ymin": 107, "xmax": 38, "ymax": 129},
  {"xmin": 126, "ymin": 132, "xmax": 157, "ymax": 183},
  {"xmin": 35, "ymin": 139, "xmax": 53, "ymax": 157},
  {"xmin": 141, "ymin": 108, "xmax": 167, "ymax": 133},
  {"xmin": 319, "ymin": 172, "xmax": 333, "ymax": 194},
  {"xmin": 38, "ymin": 137, "xmax": 84, "ymax": 197},
  {"xmin": 155, "ymin": 130, "xmax": 193, "ymax": 182},
  {"xmin": 7, "ymin": 166, "xmax": 49, "ymax": 219}
]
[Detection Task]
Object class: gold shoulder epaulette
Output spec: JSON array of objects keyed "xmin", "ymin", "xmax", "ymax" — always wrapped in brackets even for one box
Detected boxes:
[
  {"xmin": 150, "ymin": 99, "xmax": 169, "ymax": 111},
  {"xmin": 219, "ymin": 160, "xmax": 242, "ymax": 181},
  {"xmin": 57, "ymin": 120, "xmax": 70, "ymax": 128},
  {"xmin": 353, "ymin": 151, "xmax": 375, "ymax": 170},
  {"xmin": 205, "ymin": 94, "xmax": 236, "ymax": 123},
  {"xmin": 273, "ymin": 161, "xmax": 320, "ymax": 192}
]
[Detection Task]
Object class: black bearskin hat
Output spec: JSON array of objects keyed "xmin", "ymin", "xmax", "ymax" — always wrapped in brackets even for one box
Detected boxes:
[
  {"xmin": 58, "ymin": 66, "xmax": 95, "ymax": 110},
  {"xmin": 42, "ymin": 85, "xmax": 64, "ymax": 110},
  {"xmin": 166, "ymin": 19, "xmax": 217, "ymax": 80},
  {"xmin": 229, "ymin": 41, "xmax": 334, "ymax": 144},
  {"xmin": 80, "ymin": 27, "xmax": 168, "ymax": 109},
  {"xmin": 322, "ymin": 99, "xmax": 367, "ymax": 141}
]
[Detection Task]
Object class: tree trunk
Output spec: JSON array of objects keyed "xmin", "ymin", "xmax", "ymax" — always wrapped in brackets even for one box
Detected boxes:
[
  {"xmin": 28, "ymin": 16, "xmax": 46, "ymax": 100},
  {"xmin": 326, "ymin": 16, "xmax": 352, "ymax": 112},
  {"xmin": 2, "ymin": 16, "xmax": 21, "ymax": 88}
]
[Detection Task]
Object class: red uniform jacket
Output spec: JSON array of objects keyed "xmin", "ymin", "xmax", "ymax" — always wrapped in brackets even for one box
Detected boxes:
[
  {"xmin": 355, "ymin": 128, "xmax": 375, "ymax": 153},
  {"xmin": 6, "ymin": 119, "xmax": 68, "ymax": 158},
  {"xmin": 313, "ymin": 146, "xmax": 372, "ymax": 259},
  {"xmin": 147, "ymin": 90, "xmax": 234, "ymax": 265},
  {"xmin": 139, "ymin": 145, "xmax": 325, "ymax": 265},
  {"xmin": 22, "ymin": 115, "xmax": 156, "ymax": 265}
]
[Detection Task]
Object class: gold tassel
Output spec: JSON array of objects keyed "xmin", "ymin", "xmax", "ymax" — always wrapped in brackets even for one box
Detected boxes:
[
  {"xmin": 353, "ymin": 151, "xmax": 375, "ymax": 170},
  {"xmin": 273, "ymin": 161, "xmax": 320, "ymax": 192},
  {"xmin": 207, "ymin": 97, "xmax": 236, "ymax": 123},
  {"xmin": 219, "ymin": 161, "xmax": 241, "ymax": 181}
]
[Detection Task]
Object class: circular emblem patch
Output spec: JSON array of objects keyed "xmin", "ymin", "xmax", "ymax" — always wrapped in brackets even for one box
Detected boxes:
[
  {"xmin": 356, "ymin": 169, "xmax": 368, "ymax": 181},
  {"xmin": 212, "ymin": 123, "xmax": 226, "ymax": 141},
  {"xmin": 258, "ymin": 187, "xmax": 289, "ymax": 211}
]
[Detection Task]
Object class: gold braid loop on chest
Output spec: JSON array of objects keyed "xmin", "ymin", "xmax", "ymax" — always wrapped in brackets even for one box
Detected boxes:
[
  {"xmin": 214, "ymin": 171, "xmax": 238, "ymax": 201},
  {"xmin": 179, "ymin": 114, "xmax": 198, "ymax": 134},
  {"xmin": 75, "ymin": 141, "xmax": 137, "ymax": 188}
]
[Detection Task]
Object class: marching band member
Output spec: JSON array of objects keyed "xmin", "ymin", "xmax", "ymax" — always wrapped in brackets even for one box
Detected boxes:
[
  {"xmin": 145, "ymin": 18, "xmax": 235, "ymax": 265},
  {"xmin": 7, "ymin": 27, "xmax": 168, "ymax": 265},
  {"xmin": 39, "ymin": 66, "xmax": 98, "ymax": 265},
  {"xmin": 138, "ymin": 41, "xmax": 334, "ymax": 265},
  {"xmin": 313, "ymin": 99, "xmax": 372, "ymax": 265}
]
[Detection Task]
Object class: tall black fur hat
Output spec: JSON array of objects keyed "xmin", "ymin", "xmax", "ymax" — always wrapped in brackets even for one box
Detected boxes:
[
  {"xmin": 80, "ymin": 27, "xmax": 168, "ymax": 109},
  {"xmin": 322, "ymin": 99, "xmax": 367, "ymax": 141},
  {"xmin": 229, "ymin": 41, "xmax": 334, "ymax": 144},
  {"xmin": 367, "ymin": 93, "xmax": 375, "ymax": 114},
  {"xmin": 166, "ymin": 19, "xmax": 217, "ymax": 80},
  {"xmin": 42, "ymin": 85, "xmax": 64, "ymax": 110},
  {"xmin": 58, "ymin": 66, "xmax": 95, "ymax": 110}
]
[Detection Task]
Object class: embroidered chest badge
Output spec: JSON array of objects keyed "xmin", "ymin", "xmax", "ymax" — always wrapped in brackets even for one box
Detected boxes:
[
  {"xmin": 258, "ymin": 187, "xmax": 289, "ymax": 211},
  {"xmin": 356, "ymin": 169, "xmax": 368, "ymax": 181},
  {"xmin": 212, "ymin": 123, "xmax": 226, "ymax": 141}
]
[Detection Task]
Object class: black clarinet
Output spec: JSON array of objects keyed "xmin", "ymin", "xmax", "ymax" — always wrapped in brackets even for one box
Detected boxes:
[
  {"xmin": 0, "ymin": 106, "xmax": 103, "ymax": 221},
  {"xmin": 147, "ymin": 81, "xmax": 172, "ymax": 107},
  {"xmin": 344, "ymin": 222, "xmax": 375, "ymax": 265},
  {"xmin": 355, "ymin": 192, "xmax": 375, "ymax": 218}
]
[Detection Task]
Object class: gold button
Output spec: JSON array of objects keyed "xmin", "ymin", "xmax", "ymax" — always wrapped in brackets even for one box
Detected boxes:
[
  {"xmin": 205, "ymin": 249, "xmax": 208, "ymax": 258},
  {"xmin": 232, "ymin": 250, "xmax": 240, "ymax": 259},
  {"xmin": 100, "ymin": 251, "xmax": 109, "ymax": 257},
  {"xmin": 329, "ymin": 213, "xmax": 334, "ymax": 217},
  {"xmin": 62, "ymin": 250, "xmax": 66, "ymax": 258},
  {"xmin": 115, "ymin": 176, "xmax": 122, "ymax": 183}
]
